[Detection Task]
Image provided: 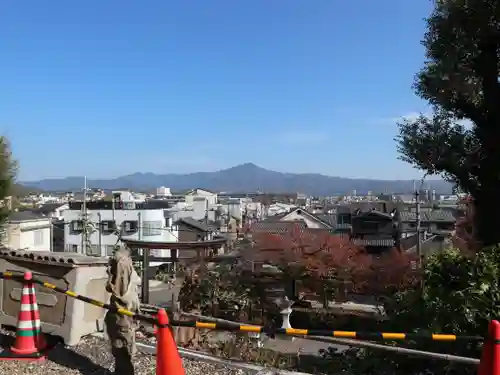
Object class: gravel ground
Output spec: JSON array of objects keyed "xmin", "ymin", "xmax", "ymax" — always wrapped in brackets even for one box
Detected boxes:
[{"xmin": 0, "ymin": 329, "xmax": 250, "ymax": 375}]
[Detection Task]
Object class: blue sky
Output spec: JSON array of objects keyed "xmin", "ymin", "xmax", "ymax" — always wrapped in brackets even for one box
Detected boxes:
[{"xmin": 0, "ymin": 1, "xmax": 434, "ymax": 181}]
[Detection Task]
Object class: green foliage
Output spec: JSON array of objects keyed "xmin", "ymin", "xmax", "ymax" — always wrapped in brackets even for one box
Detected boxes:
[
  {"xmin": 178, "ymin": 263, "xmax": 282, "ymax": 324},
  {"xmin": 395, "ymin": 0, "xmax": 500, "ymax": 246},
  {"xmin": 179, "ymin": 264, "xmax": 251, "ymax": 317},
  {"xmin": 0, "ymin": 137, "xmax": 17, "ymax": 226},
  {"xmin": 327, "ymin": 247, "xmax": 500, "ymax": 375}
]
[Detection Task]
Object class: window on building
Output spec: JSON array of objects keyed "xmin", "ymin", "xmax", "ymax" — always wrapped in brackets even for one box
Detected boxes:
[
  {"xmin": 70, "ymin": 220, "xmax": 84, "ymax": 233},
  {"xmin": 123, "ymin": 220, "xmax": 138, "ymax": 234},
  {"xmin": 142, "ymin": 221, "xmax": 162, "ymax": 236},
  {"xmin": 34, "ymin": 230, "xmax": 44, "ymax": 246},
  {"xmin": 101, "ymin": 220, "xmax": 116, "ymax": 234},
  {"xmin": 72, "ymin": 244, "xmax": 78, "ymax": 252}
]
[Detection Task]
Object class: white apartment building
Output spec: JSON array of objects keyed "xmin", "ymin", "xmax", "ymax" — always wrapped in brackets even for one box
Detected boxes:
[
  {"xmin": 112, "ymin": 190, "xmax": 147, "ymax": 202},
  {"xmin": 63, "ymin": 198, "xmax": 177, "ymax": 266},
  {"xmin": 156, "ymin": 186, "xmax": 172, "ymax": 197},
  {"xmin": 185, "ymin": 188, "xmax": 218, "ymax": 205}
]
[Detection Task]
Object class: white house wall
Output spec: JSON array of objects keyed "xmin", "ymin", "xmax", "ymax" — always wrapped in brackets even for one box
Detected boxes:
[
  {"xmin": 281, "ymin": 211, "xmax": 325, "ymax": 229},
  {"xmin": 4, "ymin": 219, "xmax": 52, "ymax": 252},
  {"xmin": 185, "ymin": 190, "xmax": 218, "ymax": 205}
]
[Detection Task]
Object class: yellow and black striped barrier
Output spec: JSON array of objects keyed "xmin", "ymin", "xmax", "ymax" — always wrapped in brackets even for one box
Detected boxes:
[
  {"xmin": 0, "ymin": 271, "xmax": 157, "ymax": 326},
  {"xmin": 165, "ymin": 320, "xmax": 483, "ymax": 341},
  {"xmin": 0, "ymin": 271, "xmax": 484, "ymax": 342}
]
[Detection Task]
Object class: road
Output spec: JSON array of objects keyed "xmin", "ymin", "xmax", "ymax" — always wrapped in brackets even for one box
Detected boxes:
[{"xmin": 147, "ymin": 281, "xmax": 180, "ymax": 306}]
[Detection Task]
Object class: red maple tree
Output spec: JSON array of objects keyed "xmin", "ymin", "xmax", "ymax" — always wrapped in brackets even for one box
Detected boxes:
[{"xmin": 247, "ymin": 223, "xmax": 417, "ymax": 302}]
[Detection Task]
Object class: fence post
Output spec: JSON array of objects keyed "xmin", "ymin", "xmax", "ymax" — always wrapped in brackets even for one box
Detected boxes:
[{"xmin": 280, "ymin": 297, "xmax": 294, "ymax": 342}]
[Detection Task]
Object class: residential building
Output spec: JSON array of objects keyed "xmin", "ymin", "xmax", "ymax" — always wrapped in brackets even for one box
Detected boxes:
[
  {"xmin": 63, "ymin": 199, "xmax": 178, "ymax": 265},
  {"xmin": 112, "ymin": 190, "xmax": 147, "ymax": 202},
  {"xmin": 175, "ymin": 217, "xmax": 217, "ymax": 242},
  {"xmin": 156, "ymin": 186, "xmax": 172, "ymax": 197},
  {"xmin": 52, "ymin": 219, "xmax": 65, "ymax": 252},
  {"xmin": 350, "ymin": 210, "xmax": 397, "ymax": 252},
  {"xmin": 398, "ymin": 210, "xmax": 456, "ymax": 237},
  {"xmin": 32, "ymin": 202, "xmax": 69, "ymax": 220},
  {"xmin": 185, "ymin": 188, "xmax": 218, "ymax": 205},
  {"xmin": 1, "ymin": 211, "xmax": 53, "ymax": 252},
  {"xmin": 266, "ymin": 203, "xmax": 298, "ymax": 217},
  {"xmin": 28, "ymin": 202, "xmax": 69, "ymax": 252},
  {"xmin": 281, "ymin": 208, "xmax": 332, "ymax": 229}
]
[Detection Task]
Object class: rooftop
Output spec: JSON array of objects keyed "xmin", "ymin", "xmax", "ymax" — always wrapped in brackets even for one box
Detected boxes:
[
  {"xmin": 399, "ymin": 210, "xmax": 456, "ymax": 222},
  {"xmin": 176, "ymin": 217, "xmax": 216, "ymax": 232},
  {"xmin": 8, "ymin": 211, "xmax": 47, "ymax": 222}
]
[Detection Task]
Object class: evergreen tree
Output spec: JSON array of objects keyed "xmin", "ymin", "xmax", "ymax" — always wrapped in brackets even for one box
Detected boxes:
[
  {"xmin": 0, "ymin": 136, "xmax": 17, "ymax": 226},
  {"xmin": 396, "ymin": 0, "xmax": 500, "ymax": 247}
]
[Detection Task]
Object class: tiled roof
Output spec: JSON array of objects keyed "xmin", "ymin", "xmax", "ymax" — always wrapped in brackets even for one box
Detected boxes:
[
  {"xmin": 399, "ymin": 210, "xmax": 455, "ymax": 222},
  {"xmin": 348, "ymin": 201, "xmax": 400, "ymax": 214},
  {"xmin": 32, "ymin": 203, "xmax": 66, "ymax": 215},
  {"xmin": 263, "ymin": 212, "xmax": 288, "ymax": 220},
  {"xmin": 314, "ymin": 214, "xmax": 336, "ymax": 227},
  {"xmin": 251, "ymin": 221, "xmax": 307, "ymax": 233},
  {"xmin": 176, "ymin": 217, "xmax": 215, "ymax": 232},
  {"xmin": 9, "ymin": 211, "xmax": 46, "ymax": 222}
]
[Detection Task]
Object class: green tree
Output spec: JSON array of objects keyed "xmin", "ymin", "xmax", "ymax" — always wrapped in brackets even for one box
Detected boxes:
[
  {"xmin": 327, "ymin": 247, "xmax": 500, "ymax": 375},
  {"xmin": 0, "ymin": 136, "xmax": 17, "ymax": 225},
  {"xmin": 395, "ymin": 0, "xmax": 500, "ymax": 247}
]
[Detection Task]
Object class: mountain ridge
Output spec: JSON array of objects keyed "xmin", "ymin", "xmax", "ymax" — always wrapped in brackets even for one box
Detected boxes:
[{"xmin": 20, "ymin": 163, "xmax": 452, "ymax": 195}]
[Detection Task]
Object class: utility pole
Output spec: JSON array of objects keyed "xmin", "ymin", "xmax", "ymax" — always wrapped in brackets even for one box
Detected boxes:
[
  {"xmin": 81, "ymin": 176, "xmax": 87, "ymax": 254},
  {"xmin": 205, "ymin": 198, "xmax": 209, "ymax": 226},
  {"xmin": 415, "ymin": 188, "xmax": 422, "ymax": 269},
  {"xmin": 138, "ymin": 212, "xmax": 149, "ymax": 304}
]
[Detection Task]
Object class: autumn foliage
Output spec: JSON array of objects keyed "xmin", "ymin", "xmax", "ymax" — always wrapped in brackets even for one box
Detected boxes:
[
  {"xmin": 249, "ymin": 224, "xmax": 418, "ymax": 300},
  {"xmin": 453, "ymin": 198, "xmax": 480, "ymax": 254}
]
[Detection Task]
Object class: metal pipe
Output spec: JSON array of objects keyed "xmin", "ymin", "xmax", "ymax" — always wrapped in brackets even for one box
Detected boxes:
[
  {"xmin": 303, "ymin": 335, "xmax": 479, "ymax": 365},
  {"xmin": 97, "ymin": 212, "xmax": 102, "ymax": 256},
  {"xmin": 138, "ymin": 212, "xmax": 149, "ymax": 304},
  {"xmin": 138, "ymin": 306, "xmax": 481, "ymax": 365}
]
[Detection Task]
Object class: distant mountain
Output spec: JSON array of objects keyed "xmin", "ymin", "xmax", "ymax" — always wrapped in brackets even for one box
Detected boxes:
[
  {"xmin": 20, "ymin": 163, "xmax": 453, "ymax": 196},
  {"xmin": 10, "ymin": 183, "xmax": 43, "ymax": 197}
]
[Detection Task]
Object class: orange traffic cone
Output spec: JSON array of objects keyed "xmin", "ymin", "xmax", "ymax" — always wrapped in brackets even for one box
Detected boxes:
[
  {"xmin": 156, "ymin": 309, "xmax": 185, "ymax": 375},
  {"xmin": 478, "ymin": 320, "xmax": 500, "ymax": 375},
  {"xmin": 0, "ymin": 271, "xmax": 47, "ymax": 361}
]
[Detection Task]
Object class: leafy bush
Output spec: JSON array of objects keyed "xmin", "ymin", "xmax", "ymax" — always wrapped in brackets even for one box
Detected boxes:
[{"xmin": 327, "ymin": 247, "xmax": 500, "ymax": 375}]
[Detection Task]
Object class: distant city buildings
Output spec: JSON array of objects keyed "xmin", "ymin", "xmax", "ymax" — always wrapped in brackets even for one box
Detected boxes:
[{"xmin": 0, "ymin": 181, "xmax": 466, "ymax": 264}]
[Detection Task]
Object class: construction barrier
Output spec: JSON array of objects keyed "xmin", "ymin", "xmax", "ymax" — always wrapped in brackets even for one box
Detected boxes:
[
  {"xmin": 478, "ymin": 320, "xmax": 500, "ymax": 375},
  {"xmin": 0, "ymin": 272, "xmax": 48, "ymax": 361},
  {"xmin": 0, "ymin": 271, "xmax": 158, "ymax": 326},
  {"xmin": 1, "ymin": 271, "xmax": 499, "ymax": 375},
  {"xmin": 0, "ymin": 271, "xmax": 486, "ymax": 341}
]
